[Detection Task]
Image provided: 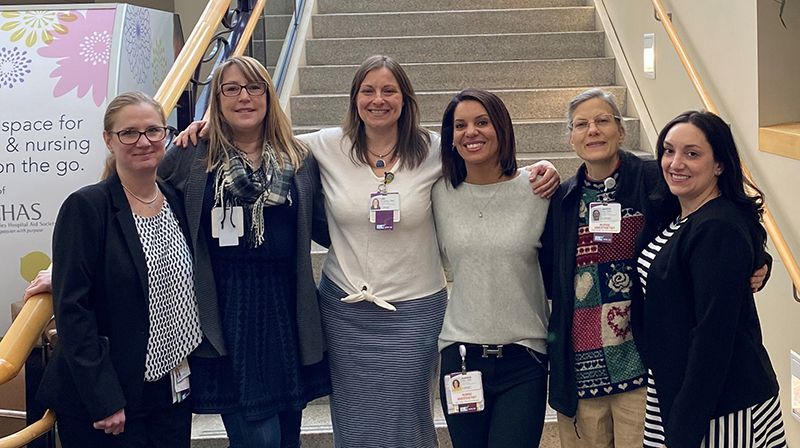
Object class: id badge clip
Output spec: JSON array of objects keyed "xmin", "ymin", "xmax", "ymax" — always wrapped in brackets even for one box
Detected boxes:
[
  {"xmin": 211, "ymin": 206, "xmax": 244, "ymax": 246},
  {"xmin": 444, "ymin": 345, "xmax": 485, "ymax": 415}
]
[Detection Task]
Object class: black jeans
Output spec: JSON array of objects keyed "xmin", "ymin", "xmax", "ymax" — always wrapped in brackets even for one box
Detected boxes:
[{"xmin": 440, "ymin": 343, "xmax": 548, "ymax": 448}]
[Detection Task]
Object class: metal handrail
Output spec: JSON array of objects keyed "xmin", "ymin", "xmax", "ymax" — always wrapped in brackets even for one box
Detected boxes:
[
  {"xmin": 650, "ymin": 0, "xmax": 800, "ymax": 294},
  {"xmin": 273, "ymin": 0, "xmax": 305, "ymax": 95}
]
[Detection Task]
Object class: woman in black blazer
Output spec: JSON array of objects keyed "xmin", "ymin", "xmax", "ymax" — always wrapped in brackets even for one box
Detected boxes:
[
  {"xmin": 36, "ymin": 92, "xmax": 203, "ymax": 448},
  {"xmin": 638, "ymin": 111, "xmax": 786, "ymax": 448}
]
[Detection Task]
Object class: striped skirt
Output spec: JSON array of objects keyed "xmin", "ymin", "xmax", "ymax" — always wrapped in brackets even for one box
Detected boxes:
[
  {"xmin": 318, "ymin": 273, "xmax": 448, "ymax": 448},
  {"xmin": 644, "ymin": 373, "xmax": 787, "ymax": 448}
]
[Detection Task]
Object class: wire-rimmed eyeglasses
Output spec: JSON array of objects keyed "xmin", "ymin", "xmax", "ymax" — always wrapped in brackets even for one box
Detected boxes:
[{"xmin": 569, "ymin": 114, "xmax": 622, "ymax": 134}]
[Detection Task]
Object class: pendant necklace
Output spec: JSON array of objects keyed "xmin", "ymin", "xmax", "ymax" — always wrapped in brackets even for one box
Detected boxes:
[
  {"xmin": 468, "ymin": 183, "xmax": 501, "ymax": 218},
  {"xmin": 122, "ymin": 183, "xmax": 160, "ymax": 208},
  {"xmin": 367, "ymin": 147, "xmax": 395, "ymax": 168}
]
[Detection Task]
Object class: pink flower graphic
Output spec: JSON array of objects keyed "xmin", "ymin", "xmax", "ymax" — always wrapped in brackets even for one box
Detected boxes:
[{"xmin": 37, "ymin": 9, "xmax": 115, "ymax": 107}]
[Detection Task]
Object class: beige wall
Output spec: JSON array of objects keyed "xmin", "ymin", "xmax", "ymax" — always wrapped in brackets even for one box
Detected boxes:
[{"xmin": 600, "ymin": 0, "xmax": 800, "ymax": 441}]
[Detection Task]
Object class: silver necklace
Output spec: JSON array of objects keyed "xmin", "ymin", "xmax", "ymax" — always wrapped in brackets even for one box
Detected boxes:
[
  {"xmin": 122, "ymin": 183, "xmax": 160, "ymax": 208},
  {"xmin": 468, "ymin": 183, "xmax": 502, "ymax": 218}
]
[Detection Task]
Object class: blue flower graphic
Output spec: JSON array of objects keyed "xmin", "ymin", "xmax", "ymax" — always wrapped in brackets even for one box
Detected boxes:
[
  {"xmin": 124, "ymin": 5, "xmax": 151, "ymax": 85},
  {"xmin": 0, "ymin": 46, "xmax": 32, "ymax": 89}
]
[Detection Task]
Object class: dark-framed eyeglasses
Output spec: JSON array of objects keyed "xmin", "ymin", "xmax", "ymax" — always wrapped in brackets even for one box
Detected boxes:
[
  {"xmin": 112, "ymin": 126, "xmax": 175, "ymax": 145},
  {"xmin": 220, "ymin": 82, "xmax": 268, "ymax": 97}
]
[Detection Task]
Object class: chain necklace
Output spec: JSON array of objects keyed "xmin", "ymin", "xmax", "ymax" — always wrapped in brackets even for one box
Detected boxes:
[
  {"xmin": 467, "ymin": 183, "xmax": 502, "ymax": 218},
  {"xmin": 122, "ymin": 183, "xmax": 160, "ymax": 208}
]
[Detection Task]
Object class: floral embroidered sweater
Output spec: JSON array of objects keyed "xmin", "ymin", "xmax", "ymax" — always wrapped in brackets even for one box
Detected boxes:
[{"xmin": 571, "ymin": 173, "xmax": 647, "ymax": 399}]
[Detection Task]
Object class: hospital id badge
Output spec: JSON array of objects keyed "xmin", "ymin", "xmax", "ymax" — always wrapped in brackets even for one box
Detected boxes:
[
  {"xmin": 211, "ymin": 206, "xmax": 244, "ymax": 246},
  {"xmin": 369, "ymin": 192, "xmax": 400, "ymax": 230},
  {"xmin": 444, "ymin": 371, "xmax": 485, "ymax": 414},
  {"xmin": 170, "ymin": 358, "xmax": 191, "ymax": 404},
  {"xmin": 588, "ymin": 202, "xmax": 622, "ymax": 234}
]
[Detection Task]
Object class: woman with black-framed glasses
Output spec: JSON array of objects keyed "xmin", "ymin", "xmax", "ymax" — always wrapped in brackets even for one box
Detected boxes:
[
  {"xmin": 36, "ymin": 91, "xmax": 204, "ymax": 448},
  {"xmin": 158, "ymin": 55, "xmax": 331, "ymax": 448}
]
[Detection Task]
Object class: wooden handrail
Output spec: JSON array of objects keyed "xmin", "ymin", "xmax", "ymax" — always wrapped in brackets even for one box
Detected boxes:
[
  {"xmin": 154, "ymin": 0, "xmax": 234, "ymax": 117},
  {"xmin": 0, "ymin": 410, "xmax": 56, "ymax": 448},
  {"xmin": 650, "ymin": 0, "xmax": 800, "ymax": 293},
  {"xmin": 201, "ymin": 0, "xmax": 269, "ymax": 122},
  {"xmin": 0, "ymin": 293, "xmax": 52, "ymax": 385}
]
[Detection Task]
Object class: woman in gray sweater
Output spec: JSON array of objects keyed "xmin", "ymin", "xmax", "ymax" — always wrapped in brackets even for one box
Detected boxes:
[{"xmin": 432, "ymin": 89, "xmax": 550, "ymax": 447}]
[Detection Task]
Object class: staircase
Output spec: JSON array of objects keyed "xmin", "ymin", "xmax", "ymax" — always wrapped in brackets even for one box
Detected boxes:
[
  {"xmin": 191, "ymin": 0, "xmax": 643, "ymax": 446},
  {"xmin": 251, "ymin": 0, "xmax": 296, "ymax": 76}
]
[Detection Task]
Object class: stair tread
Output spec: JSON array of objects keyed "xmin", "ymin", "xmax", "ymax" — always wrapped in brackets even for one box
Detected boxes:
[
  {"xmin": 300, "ymin": 57, "xmax": 615, "ymax": 68},
  {"xmin": 309, "ymin": 30, "xmax": 604, "ymax": 41},
  {"xmin": 314, "ymin": 6, "xmax": 594, "ymax": 16},
  {"xmin": 293, "ymin": 86, "xmax": 629, "ymax": 99}
]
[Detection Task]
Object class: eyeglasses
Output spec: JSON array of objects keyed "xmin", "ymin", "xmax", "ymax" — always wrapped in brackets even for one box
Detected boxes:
[
  {"xmin": 220, "ymin": 82, "xmax": 268, "ymax": 97},
  {"xmin": 112, "ymin": 126, "xmax": 174, "ymax": 145},
  {"xmin": 569, "ymin": 114, "xmax": 621, "ymax": 134}
]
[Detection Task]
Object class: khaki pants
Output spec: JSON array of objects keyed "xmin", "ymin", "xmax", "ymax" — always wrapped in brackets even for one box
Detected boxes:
[{"xmin": 556, "ymin": 387, "xmax": 646, "ymax": 448}]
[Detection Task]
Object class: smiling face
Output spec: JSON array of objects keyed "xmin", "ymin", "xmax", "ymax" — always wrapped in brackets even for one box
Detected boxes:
[
  {"xmin": 661, "ymin": 122, "xmax": 721, "ymax": 211},
  {"xmin": 103, "ymin": 103, "xmax": 166, "ymax": 175},
  {"xmin": 357, "ymin": 67, "xmax": 404, "ymax": 133},
  {"xmin": 453, "ymin": 100, "xmax": 500, "ymax": 173},
  {"xmin": 569, "ymin": 97, "xmax": 625, "ymax": 179},
  {"xmin": 218, "ymin": 65, "xmax": 267, "ymax": 139}
]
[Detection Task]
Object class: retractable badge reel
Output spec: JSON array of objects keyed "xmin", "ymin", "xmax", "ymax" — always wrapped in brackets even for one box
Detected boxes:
[
  {"xmin": 369, "ymin": 171, "xmax": 400, "ymax": 230},
  {"xmin": 589, "ymin": 177, "xmax": 622, "ymax": 243},
  {"xmin": 444, "ymin": 344, "xmax": 485, "ymax": 415}
]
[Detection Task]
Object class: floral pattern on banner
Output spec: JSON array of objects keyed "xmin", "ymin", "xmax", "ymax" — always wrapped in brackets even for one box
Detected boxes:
[
  {"xmin": 0, "ymin": 10, "xmax": 76, "ymax": 47},
  {"xmin": 0, "ymin": 46, "xmax": 32, "ymax": 89},
  {"xmin": 37, "ymin": 9, "xmax": 115, "ymax": 107},
  {"xmin": 151, "ymin": 38, "xmax": 168, "ymax": 90},
  {"xmin": 124, "ymin": 6, "xmax": 151, "ymax": 85}
]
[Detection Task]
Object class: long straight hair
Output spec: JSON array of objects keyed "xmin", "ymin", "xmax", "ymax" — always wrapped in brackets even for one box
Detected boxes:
[
  {"xmin": 205, "ymin": 56, "xmax": 307, "ymax": 172},
  {"xmin": 101, "ymin": 91, "xmax": 166, "ymax": 179},
  {"xmin": 342, "ymin": 55, "xmax": 430, "ymax": 170}
]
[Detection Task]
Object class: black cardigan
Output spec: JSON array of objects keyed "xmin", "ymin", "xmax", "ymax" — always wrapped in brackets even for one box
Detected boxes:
[
  {"xmin": 541, "ymin": 151, "xmax": 676, "ymax": 418},
  {"xmin": 641, "ymin": 197, "xmax": 779, "ymax": 448}
]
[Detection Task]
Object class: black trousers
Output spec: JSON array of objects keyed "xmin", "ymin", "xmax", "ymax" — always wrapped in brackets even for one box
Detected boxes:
[
  {"xmin": 440, "ymin": 343, "xmax": 548, "ymax": 448},
  {"xmin": 56, "ymin": 374, "xmax": 192, "ymax": 448}
]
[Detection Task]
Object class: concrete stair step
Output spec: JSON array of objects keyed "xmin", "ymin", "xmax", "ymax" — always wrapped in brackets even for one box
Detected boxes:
[
  {"xmin": 252, "ymin": 14, "xmax": 293, "ymax": 40},
  {"xmin": 251, "ymin": 39, "xmax": 286, "ymax": 67},
  {"xmin": 291, "ymin": 86, "xmax": 628, "ymax": 126},
  {"xmin": 312, "ymin": 7, "xmax": 595, "ymax": 39},
  {"xmin": 298, "ymin": 58, "xmax": 616, "ymax": 94},
  {"xmin": 264, "ymin": 0, "xmax": 296, "ymax": 15},
  {"xmin": 518, "ymin": 149, "xmax": 653, "ymax": 178},
  {"xmin": 317, "ymin": 0, "xmax": 586, "ymax": 14},
  {"xmin": 191, "ymin": 398, "xmax": 561, "ymax": 447},
  {"xmin": 305, "ymin": 31, "xmax": 605, "ymax": 65}
]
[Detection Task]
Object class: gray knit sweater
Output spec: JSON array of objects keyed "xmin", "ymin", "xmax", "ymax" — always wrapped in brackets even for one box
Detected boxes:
[{"xmin": 432, "ymin": 172, "xmax": 550, "ymax": 353}]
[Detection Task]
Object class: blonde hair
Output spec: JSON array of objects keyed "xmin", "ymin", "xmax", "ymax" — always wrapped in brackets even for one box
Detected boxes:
[
  {"xmin": 101, "ymin": 91, "xmax": 166, "ymax": 179},
  {"xmin": 205, "ymin": 56, "xmax": 307, "ymax": 171}
]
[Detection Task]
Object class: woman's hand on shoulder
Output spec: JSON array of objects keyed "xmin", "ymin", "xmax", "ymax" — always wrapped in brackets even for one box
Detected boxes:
[
  {"xmin": 173, "ymin": 120, "xmax": 209, "ymax": 147},
  {"xmin": 23, "ymin": 268, "xmax": 52, "ymax": 302},
  {"xmin": 93, "ymin": 408, "xmax": 125, "ymax": 435},
  {"xmin": 750, "ymin": 264, "xmax": 768, "ymax": 293},
  {"xmin": 524, "ymin": 160, "xmax": 560, "ymax": 199}
]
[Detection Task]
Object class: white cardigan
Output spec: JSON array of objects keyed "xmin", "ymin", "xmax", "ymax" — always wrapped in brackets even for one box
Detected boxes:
[{"xmin": 298, "ymin": 127, "xmax": 446, "ymax": 310}]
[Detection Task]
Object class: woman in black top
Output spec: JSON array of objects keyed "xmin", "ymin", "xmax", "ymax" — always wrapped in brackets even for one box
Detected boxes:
[{"xmin": 637, "ymin": 111, "xmax": 786, "ymax": 448}]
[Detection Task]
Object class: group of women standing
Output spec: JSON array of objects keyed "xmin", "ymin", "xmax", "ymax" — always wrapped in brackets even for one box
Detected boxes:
[{"xmin": 29, "ymin": 50, "xmax": 788, "ymax": 448}]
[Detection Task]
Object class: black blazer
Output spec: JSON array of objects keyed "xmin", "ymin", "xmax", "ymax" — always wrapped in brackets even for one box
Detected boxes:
[
  {"xmin": 641, "ymin": 197, "xmax": 779, "ymax": 448},
  {"xmin": 36, "ymin": 174, "xmax": 193, "ymax": 422}
]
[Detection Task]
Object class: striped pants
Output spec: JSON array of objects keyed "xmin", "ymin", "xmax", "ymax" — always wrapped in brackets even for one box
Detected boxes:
[{"xmin": 319, "ymin": 274, "xmax": 448, "ymax": 448}]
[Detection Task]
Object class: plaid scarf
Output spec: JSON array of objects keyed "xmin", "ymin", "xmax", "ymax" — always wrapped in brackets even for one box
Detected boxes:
[{"xmin": 213, "ymin": 141, "xmax": 295, "ymax": 247}]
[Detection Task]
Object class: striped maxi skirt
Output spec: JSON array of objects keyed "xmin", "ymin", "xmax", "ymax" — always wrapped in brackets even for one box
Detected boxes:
[
  {"xmin": 644, "ymin": 372, "xmax": 787, "ymax": 448},
  {"xmin": 318, "ymin": 273, "xmax": 448, "ymax": 448}
]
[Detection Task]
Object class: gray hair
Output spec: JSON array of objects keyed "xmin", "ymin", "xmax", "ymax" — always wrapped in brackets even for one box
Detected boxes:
[{"xmin": 565, "ymin": 89, "xmax": 623, "ymax": 132}]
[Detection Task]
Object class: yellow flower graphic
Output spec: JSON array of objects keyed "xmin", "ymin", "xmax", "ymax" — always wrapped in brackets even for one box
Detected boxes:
[{"xmin": 1, "ymin": 10, "xmax": 77, "ymax": 47}]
